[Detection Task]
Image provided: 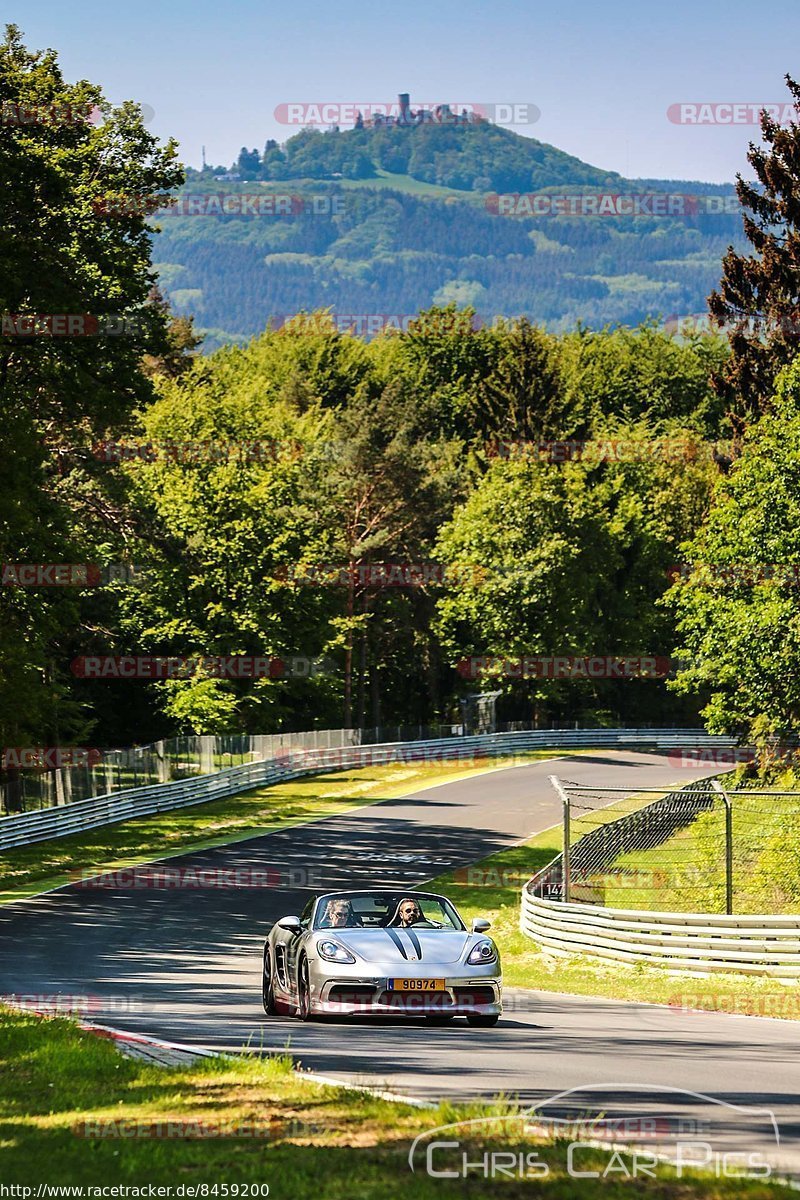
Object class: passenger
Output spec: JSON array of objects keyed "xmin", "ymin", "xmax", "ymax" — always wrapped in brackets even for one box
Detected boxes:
[
  {"xmin": 321, "ymin": 898, "xmax": 355, "ymax": 927},
  {"xmin": 390, "ymin": 897, "xmax": 423, "ymax": 927}
]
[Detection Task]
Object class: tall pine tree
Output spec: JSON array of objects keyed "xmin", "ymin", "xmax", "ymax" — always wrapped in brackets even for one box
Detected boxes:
[{"xmin": 709, "ymin": 75, "xmax": 800, "ymax": 417}]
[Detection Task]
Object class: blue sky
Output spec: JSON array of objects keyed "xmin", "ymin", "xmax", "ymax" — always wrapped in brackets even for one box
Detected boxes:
[{"xmin": 14, "ymin": 0, "xmax": 799, "ymax": 181}]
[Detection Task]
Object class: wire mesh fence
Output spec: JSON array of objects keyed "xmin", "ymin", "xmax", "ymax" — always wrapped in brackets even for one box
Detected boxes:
[
  {"xmin": 3, "ymin": 719, "xmax": 706, "ymax": 818},
  {"xmin": 548, "ymin": 776, "xmax": 800, "ymax": 915},
  {"xmin": 0, "ymin": 729, "xmax": 358, "ymax": 816}
]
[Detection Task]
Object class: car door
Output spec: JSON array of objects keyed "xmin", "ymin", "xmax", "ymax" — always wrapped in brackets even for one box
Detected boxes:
[{"xmin": 285, "ymin": 896, "xmax": 314, "ymax": 998}]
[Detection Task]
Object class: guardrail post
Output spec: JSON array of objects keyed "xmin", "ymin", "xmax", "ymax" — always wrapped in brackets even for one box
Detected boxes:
[
  {"xmin": 549, "ymin": 775, "xmax": 571, "ymax": 903},
  {"xmin": 155, "ymin": 740, "xmax": 170, "ymax": 784},
  {"xmin": 199, "ymin": 736, "xmax": 214, "ymax": 775},
  {"xmin": 712, "ymin": 779, "xmax": 733, "ymax": 915}
]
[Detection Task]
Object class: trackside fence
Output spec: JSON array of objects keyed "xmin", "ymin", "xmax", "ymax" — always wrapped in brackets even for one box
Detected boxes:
[
  {"xmin": 521, "ymin": 773, "xmax": 800, "ymax": 978},
  {"xmin": 0, "ymin": 724, "xmax": 743, "ymax": 817},
  {"xmin": 0, "ymin": 730, "xmax": 360, "ymax": 816},
  {"xmin": 0, "ymin": 728, "xmax": 736, "ymax": 851}
]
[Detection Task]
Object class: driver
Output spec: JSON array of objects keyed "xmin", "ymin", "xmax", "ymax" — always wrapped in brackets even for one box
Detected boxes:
[
  {"xmin": 321, "ymin": 898, "xmax": 355, "ymax": 927},
  {"xmin": 390, "ymin": 897, "xmax": 423, "ymax": 927}
]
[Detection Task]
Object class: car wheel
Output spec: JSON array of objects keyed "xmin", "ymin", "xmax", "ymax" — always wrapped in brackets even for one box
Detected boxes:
[
  {"xmin": 262, "ymin": 947, "xmax": 278, "ymax": 1016},
  {"xmin": 467, "ymin": 1014, "xmax": 499, "ymax": 1027},
  {"xmin": 297, "ymin": 955, "xmax": 313, "ymax": 1021}
]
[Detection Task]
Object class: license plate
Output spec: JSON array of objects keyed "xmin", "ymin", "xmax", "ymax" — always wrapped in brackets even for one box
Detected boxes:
[{"xmin": 389, "ymin": 978, "xmax": 446, "ymax": 991}]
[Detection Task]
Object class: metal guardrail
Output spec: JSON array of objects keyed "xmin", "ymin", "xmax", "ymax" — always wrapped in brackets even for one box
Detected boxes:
[
  {"xmin": 0, "ymin": 728, "xmax": 735, "ymax": 851},
  {"xmin": 520, "ymin": 891, "xmax": 800, "ymax": 978},
  {"xmin": 0, "ymin": 729, "xmax": 361, "ymax": 815},
  {"xmin": 520, "ymin": 772, "xmax": 800, "ymax": 979}
]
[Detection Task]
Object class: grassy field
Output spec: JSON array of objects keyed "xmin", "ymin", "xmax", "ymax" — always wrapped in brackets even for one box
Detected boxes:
[
  {"xmin": 198, "ymin": 171, "xmax": 483, "ymax": 202},
  {"xmin": 337, "ymin": 168, "xmax": 482, "ymax": 201},
  {"xmin": 428, "ymin": 825, "xmax": 800, "ymax": 1020},
  {"xmin": 0, "ymin": 1006, "xmax": 785, "ymax": 1196},
  {"xmin": 0, "ymin": 752, "xmax": 555, "ymax": 903}
]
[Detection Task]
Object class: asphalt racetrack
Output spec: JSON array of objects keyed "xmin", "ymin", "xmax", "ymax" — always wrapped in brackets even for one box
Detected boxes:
[{"xmin": 2, "ymin": 750, "xmax": 799, "ymax": 1180}]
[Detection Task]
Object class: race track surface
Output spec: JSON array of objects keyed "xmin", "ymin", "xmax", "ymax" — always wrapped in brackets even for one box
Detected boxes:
[{"xmin": 2, "ymin": 750, "xmax": 798, "ymax": 1179}]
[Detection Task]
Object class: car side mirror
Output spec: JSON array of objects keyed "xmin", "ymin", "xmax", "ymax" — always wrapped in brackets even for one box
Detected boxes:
[
  {"xmin": 472, "ymin": 917, "xmax": 491, "ymax": 933},
  {"xmin": 277, "ymin": 915, "xmax": 302, "ymax": 934}
]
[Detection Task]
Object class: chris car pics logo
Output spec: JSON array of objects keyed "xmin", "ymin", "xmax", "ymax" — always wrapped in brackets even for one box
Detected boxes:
[{"xmin": 408, "ymin": 1084, "xmax": 778, "ymax": 1182}]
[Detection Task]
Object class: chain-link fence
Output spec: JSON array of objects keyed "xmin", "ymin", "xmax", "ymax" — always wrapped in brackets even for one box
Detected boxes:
[
  {"xmin": 548, "ymin": 776, "xmax": 800, "ymax": 915},
  {"xmin": 1, "ymin": 722, "xmax": 735, "ymax": 819},
  {"xmin": 0, "ymin": 730, "xmax": 358, "ymax": 816},
  {"xmin": 2, "ymin": 719, "xmax": 697, "ymax": 817}
]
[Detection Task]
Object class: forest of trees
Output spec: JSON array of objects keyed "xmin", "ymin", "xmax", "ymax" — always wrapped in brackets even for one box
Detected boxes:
[
  {"xmin": 4, "ymin": 27, "xmax": 800, "ymax": 762},
  {"xmin": 153, "ymin": 183, "xmax": 746, "ymax": 351},
  {"xmin": 159, "ymin": 119, "xmax": 745, "ymax": 350}
]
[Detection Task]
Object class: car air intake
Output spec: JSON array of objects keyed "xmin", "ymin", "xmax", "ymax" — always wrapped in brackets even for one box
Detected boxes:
[
  {"xmin": 453, "ymin": 986, "xmax": 496, "ymax": 1008},
  {"xmin": 327, "ymin": 985, "xmax": 377, "ymax": 1002}
]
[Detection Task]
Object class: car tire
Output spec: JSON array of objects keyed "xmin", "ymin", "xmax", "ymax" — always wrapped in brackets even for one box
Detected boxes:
[
  {"xmin": 262, "ymin": 947, "xmax": 278, "ymax": 1016},
  {"xmin": 297, "ymin": 955, "xmax": 313, "ymax": 1021},
  {"xmin": 467, "ymin": 1014, "xmax": 499, "ymax": 1027}
]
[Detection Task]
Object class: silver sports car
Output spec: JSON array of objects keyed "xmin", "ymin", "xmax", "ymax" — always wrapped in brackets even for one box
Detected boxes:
[{"xmin": 262, "ymin": 889, "xmax": 501, "ymax": 1026}]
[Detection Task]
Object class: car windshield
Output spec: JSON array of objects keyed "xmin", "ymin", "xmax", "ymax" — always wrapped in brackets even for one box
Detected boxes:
[{"xmin": 314, "ymin": 892, "xmax": 465, "ymax": 931}]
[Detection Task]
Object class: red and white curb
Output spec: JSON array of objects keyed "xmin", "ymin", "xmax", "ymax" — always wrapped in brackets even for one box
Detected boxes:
[{"xmin": 3, "ymin": 1002, "xmax": 432, "ymax": 1103}]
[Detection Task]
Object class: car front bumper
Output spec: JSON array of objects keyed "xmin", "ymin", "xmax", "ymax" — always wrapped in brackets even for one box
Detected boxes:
[{"xmin": 314, "ymin": 975, "xmax": 503, "ymax": 1017}]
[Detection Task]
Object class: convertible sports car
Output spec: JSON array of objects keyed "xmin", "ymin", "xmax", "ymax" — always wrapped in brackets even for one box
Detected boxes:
[{"xmin": 262, "ymin": 889, "xmax": 501, "ymax": 1026}]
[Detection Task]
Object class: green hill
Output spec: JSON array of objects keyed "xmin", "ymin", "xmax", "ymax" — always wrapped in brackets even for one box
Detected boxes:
[
  {"xmin": 151, "ymin": 121, "xmax": 745, "ymax": 350},
  {"xmin": 239, "ymin": 120, "xmax": 623, "ymax": 193}
]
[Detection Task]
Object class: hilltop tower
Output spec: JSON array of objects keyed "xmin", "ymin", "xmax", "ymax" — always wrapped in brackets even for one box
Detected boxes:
[{"xmin": 398, "ymin": 92, "xmax": 412, "ymax": 124}]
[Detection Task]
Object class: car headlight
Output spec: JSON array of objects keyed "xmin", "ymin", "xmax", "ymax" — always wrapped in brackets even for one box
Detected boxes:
[
  {"xmin": 317, "ymin": 939, "xmax": 356, "ymax": 964},
  {"xmin": 467, "ymin": 939, "xmax": 497, "ymax": 965}
]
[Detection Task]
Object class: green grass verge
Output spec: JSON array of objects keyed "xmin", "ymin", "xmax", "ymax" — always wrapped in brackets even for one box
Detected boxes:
[
  {"xmin": 0, "ymin": 753, "xmax": 558, "ymax": 904},
  {"xmin": 0, "ymin": 1007, "xmax": 785, "ymax": 1195},
  {"xmin": 428, "ymin": 825, "xmax": 800, "ymax": 1021}
]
